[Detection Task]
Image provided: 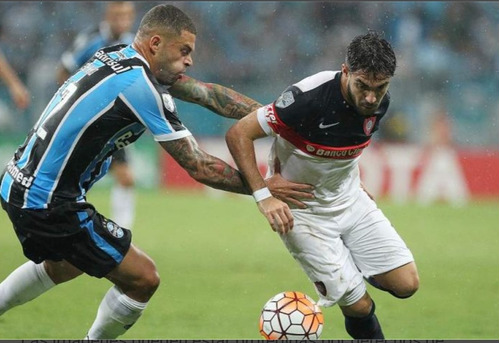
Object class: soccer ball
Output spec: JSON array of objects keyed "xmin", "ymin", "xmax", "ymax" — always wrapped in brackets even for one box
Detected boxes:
[{"xmin": 259, "ymin": 291, "xmax": 324, "ymax": 340}]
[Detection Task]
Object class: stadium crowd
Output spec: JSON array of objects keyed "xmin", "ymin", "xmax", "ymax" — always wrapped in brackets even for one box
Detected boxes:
[{"xmin": 0, "ymin": 1, "xmax": 497, "ymax": 147}]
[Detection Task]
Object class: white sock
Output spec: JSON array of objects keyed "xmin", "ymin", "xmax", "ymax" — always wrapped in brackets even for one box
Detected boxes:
[
  {"xmin": 0, "ymin": 261, "xmax": 55, "ymax": 315},
  {"xmin": 86, "ymin": 286, "xmax": 148, "ymax": 339},
  {"xmin": 110, "ymin": 185, "xmax": 135, "ymax": 229}
]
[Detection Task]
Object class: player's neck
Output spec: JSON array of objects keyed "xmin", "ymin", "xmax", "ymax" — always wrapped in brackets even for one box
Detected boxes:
[{"xmin": 131, "ymin": 41, "xmax": 151, "ymax": 66}]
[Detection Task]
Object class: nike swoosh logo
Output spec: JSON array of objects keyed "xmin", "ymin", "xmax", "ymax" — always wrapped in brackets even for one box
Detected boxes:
[{"xmin": 319, "ymin": 121, "xmax": 340, "ymax": 129}]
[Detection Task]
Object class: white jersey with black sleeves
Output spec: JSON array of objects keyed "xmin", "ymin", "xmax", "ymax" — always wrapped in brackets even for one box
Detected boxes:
[{"xmin": 256, "ymin": 70, "xmax": 390, "ymax": 211}]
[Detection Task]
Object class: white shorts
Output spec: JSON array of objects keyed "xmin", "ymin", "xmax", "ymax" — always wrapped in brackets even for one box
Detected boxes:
[{"xmin": 280, "ymin": 190, "xmax": 414, "ymax": 307}]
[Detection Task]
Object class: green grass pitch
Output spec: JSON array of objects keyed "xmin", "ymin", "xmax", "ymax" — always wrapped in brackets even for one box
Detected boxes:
[{"xmin": 0, "ymin": 188, "xmax": 498, "ymax": 339}]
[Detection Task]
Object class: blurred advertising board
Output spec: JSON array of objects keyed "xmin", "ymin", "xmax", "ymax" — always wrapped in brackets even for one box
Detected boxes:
[{"xmin": 160, "ymin": 138, "xmax": 498, "ymax": 204}]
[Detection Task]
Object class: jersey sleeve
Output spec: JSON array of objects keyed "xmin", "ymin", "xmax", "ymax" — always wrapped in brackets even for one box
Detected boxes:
[
  {"xmin": 119, "ymin": 68, "xmax": 191, "ymax": 142},
  {"xmin": 256, "ymin": 85, "xmax": 316, "ymax": 136}
]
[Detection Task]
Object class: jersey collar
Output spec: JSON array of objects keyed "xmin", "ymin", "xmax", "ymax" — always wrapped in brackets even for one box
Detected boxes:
[{"xmin": 122, "ymin": 45, "xmax": 150, "ymax": 69}]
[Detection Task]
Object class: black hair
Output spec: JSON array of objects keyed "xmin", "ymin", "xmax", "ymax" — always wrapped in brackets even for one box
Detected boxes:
[{"xmin": 346, "ymin": 31, "xmax": 396, "ymax": 78}]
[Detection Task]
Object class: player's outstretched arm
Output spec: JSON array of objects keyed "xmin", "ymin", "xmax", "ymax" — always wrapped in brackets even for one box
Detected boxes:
[
  {"xmin": 159, "ymin": 135, "xmax": 250, "ymax": 195},
  {"xmin": 226, "ymin": 111, "xmax": 294, "ymax": 234},
  {"xmin": 169, "ymin": 75, "xmax": 262, "ymax": 120}
]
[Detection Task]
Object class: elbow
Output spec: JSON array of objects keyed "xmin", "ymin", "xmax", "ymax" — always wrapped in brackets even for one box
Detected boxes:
[{"xmin": 225, "ymin": 124, "xmax": 240, "ymax": 149}]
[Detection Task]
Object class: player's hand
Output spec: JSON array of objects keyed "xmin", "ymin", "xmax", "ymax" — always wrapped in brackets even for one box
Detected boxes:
[
  {"xmin": 257, "ymin": 196, "xmax": 294, "ymax": 234},
  {"xmin": 265, "ymin": 157, "xmax": 314, "ymax": 209},
  {"xmin": 265, "ymin": 174, "xmax": 314, "ymax": 209},
  {"xmin": 265, "ymin": 168, "xmax": 315, "ymax": 209}
]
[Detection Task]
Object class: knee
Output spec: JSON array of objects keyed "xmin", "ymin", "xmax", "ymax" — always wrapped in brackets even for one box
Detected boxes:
[
  {"xmin": 124, "ymin": 257, "xmax": 161, "ymax": 301},
  {"xmin": 392, "ymin": 274, "xmax": 419, "ymax": 299},
  {"xmin": 138, "ymin": 268, "xmax": 161, "ymax": 298}
]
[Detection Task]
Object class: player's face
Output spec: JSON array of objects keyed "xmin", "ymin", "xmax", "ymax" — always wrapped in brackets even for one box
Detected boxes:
[
  {"xmin": 342, "ymin": 65, "xmax": 391, "ymax": 116},
  {"xmin": 152, "ymin": 30, "xmax": 195, "ymax": 86},
  {"xmin": 106, "ymin": 3, "xmax": 135, "ymax": 37}
]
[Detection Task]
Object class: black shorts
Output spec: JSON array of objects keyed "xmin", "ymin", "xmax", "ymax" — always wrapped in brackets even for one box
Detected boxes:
[
  {"xmin": 111, "ymin": 149, "xmax": 128, "ymax": 165},
  {"xmin": 0, "ymin": 198, "xmax": 132, "ymax": 278}
]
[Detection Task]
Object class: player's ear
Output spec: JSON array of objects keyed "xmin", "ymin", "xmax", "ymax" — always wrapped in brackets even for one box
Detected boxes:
[
  {"xmin": 341, "ymin": 63, "xmax": 349, "ymax": 76},
  {"xmin": 149, "ymin": 35, "xmax": 161, "ymax": 54}
]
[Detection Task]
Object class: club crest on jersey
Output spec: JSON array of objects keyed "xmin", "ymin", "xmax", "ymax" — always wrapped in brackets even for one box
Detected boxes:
[
  {"xmin": 162, "ymin": 93, "xmax": 176, "ymax": 113},
  {"xmin": 363, "ymin": 116, "xmax": 377, "ymax": 135},
  {"xmin": 275, "ymin": 91, "xmax": 295, "ymax": 108},
  {"xmin": 105, "ymin": 220, "xmax": 124, "ymax": 238}
]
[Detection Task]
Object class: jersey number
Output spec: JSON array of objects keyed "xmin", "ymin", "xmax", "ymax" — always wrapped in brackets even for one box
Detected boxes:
[{"xmin": 115, "ymin": 131, "xmax": 133, "ymax": 149}]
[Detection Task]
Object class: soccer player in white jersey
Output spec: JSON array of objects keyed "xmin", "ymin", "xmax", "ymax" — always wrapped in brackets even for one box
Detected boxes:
[{"xmin": 226, "ymin": 31, "xmax": 420, "ymax": 339}]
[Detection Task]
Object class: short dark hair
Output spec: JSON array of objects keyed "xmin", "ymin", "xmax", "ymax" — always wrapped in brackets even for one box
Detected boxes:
[
  {"xmin": 137, "ymin": 4, "xmax": 197, "ymax": 38},
  {"xmin": 346, "ymin": 31, "xmax": 396, "ymax": 78}
]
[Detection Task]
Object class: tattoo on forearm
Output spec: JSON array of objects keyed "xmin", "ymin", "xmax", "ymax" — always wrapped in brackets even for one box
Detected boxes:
[
  {"xmin": 161, "ymin": 137, "xmax": 250, "ymax": 195},
  {"xmin": 211, "ymin": 83, "xmax": 262, "ymax": 119},
  {"xmin": 170, "ymin": 76, "xmax": 262, "ymax": 119}
]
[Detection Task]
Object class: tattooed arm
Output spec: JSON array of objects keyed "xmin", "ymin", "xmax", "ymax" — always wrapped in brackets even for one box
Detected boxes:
[
  {"xmin": 169, "ymin": 75, "xmax": 262, "ymax": 120},
  {"xmin": 160, "ymin": 136, "xmax": 251, "ymax": 195}
]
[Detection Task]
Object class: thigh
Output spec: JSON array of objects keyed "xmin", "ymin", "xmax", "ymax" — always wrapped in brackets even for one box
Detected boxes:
[
  {"xmin": 2, "ymin": 199, "xmax": 132, "ymax": 278},
  {"xmin": 65, "ymin": 204, "xmax": 132, "ymax": 277},
  {"xmin": 342, "ymin": 191, "xmax": 414, "ymax": 278},
  {"xmin": 2, "ymin": 200, "xmax": 71, "ymax": 263},
  {"xmin": 282, "ymin": 211, "xmax": 365, "ymax": 307}
]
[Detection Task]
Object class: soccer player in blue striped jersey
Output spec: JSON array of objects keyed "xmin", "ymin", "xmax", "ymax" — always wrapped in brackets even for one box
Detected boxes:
[
  {"xmin": 0, "ymin": 4, "xmax": 313, "ymax": 339},
  {"xmin": 57, "ymin": 2, "xmax": 138, "ymax": 230}
]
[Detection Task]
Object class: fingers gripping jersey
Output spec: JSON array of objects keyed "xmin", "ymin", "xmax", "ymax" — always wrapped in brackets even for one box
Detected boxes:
[
  {"xmin": 1, "ymin": 44, "xmax": 191, "ymax": 209},
  {"xmin": 256, "ymin": 71, "xmax": 390, "ymax": 210}
]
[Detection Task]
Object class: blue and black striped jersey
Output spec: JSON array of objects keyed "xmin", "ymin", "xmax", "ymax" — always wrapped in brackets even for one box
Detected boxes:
[{"xmin": 1, "ymin": 44, "xmax": 191, "ymax": 209}]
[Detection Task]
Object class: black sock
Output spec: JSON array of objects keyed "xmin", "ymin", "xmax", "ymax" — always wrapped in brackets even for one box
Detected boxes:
[{"xmin": 344, "ymin": 301, "xmax": 385, "ymax": 339}]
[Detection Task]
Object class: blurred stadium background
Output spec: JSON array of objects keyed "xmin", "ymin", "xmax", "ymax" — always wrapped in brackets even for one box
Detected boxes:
[
  {"xmin": 0, "ymin": 1, "xmax": 498, "ymax": 339},
  {"xmin": 0, "ymin": 1, "xmax": 497, "ymax": 202}
]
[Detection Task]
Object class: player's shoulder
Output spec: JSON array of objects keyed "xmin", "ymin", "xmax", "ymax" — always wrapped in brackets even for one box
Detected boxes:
[
  {"xmin": 98, "ymin": 44, "xmax": 147, "ymax": 69},
  {"xmin": 293, "ymin": 70, "xmax": 340, "ymax": 93}
]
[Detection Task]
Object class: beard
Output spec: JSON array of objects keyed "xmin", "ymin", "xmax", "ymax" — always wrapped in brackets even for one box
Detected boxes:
[{"xmin": 346, "ymin": 83, "xmax": 378, "ymax": 116}]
